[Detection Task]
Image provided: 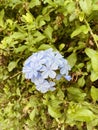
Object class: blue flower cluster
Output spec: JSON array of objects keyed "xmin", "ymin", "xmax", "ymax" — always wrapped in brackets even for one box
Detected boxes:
[{"xmin": 22, "ymin": 48, "xmax": 71, "ymax": 93}]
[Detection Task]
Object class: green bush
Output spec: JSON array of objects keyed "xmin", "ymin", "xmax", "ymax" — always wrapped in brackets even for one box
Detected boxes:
[{"xmin": 1, "ymin": 0, "xmax": 98, "ymax": 129}]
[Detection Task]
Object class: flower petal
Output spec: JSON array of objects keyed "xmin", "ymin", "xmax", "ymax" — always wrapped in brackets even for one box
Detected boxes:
[{"xmin": 49, "ymin": 71, "xmax": 56, "ymax": 78}]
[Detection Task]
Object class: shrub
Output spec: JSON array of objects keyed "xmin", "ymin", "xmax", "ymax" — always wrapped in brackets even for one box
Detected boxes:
[{"xmin": 0, "ymin": 0, "xmax": 98, "ymax": 129}]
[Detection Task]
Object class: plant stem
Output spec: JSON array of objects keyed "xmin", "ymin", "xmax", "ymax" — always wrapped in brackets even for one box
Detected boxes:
[{"xmin": 84, "ymin": 19, "xmax": 98, "ymax": 48}]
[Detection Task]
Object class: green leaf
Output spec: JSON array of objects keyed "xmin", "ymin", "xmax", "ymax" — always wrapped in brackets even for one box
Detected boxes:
[
  {"xmin": 67, "ymin": 52, "xmax": 77, "ymax": 67},
  {"xmin": 14, "ymin": 45, "xmax": 27, "ymax": 53},
  {"xmin": 78, "ymin": 76, "xmax": 85, "ymax": 87},
  {"xmin": 59, "ymin": 43, "xmax": 65, "ymax": 51},
  {"xmin": 1, "ymin": 32, "xmax": 27, "ymax": 48},
  {"xmin": 36, "ymin": 15, "xmax": 46, "ymax": 27},
  {"xmin": 93, "ymin": 4, "xmax": 98, "ymax": 11},
  {"xmin": 57, "ymin": 89, "xmax": 64, "ymax": 100},
  {"xmin": 29, "ymin": 0, "xmax": 41, "ymax": 8},
  {"xmin": 54, "ymin": 0, "xmax": 65, "ymax": 6},
  {"xmin": 91, "ymin": 86, "xmax": 98, "ymax": 102},
  {"xmin": 71, "ymin": 25, "xmax": 88, "ymax": 38},
  {"xmin": 0, "ymin": 9, "xmax": 4, "ymax": 28},
  {"xmin": 16, "ymin": 88, "xmax": 21, "ymax": 96},
  {"xmin": 87, "ymin": 61, "xmax": 92, "ymax": 72},
  {"xmin": 67, "ymin": 87, "xmax": 86, "ymax": 102},
  {"xmin": 43, "ymin": 0, "xmax": 56, "ymax": 6},
  {"xmin": 85, "ymin": 48, "xmax": 98, "ymax": 72},
  {"xmin": 67, "ymin": 103, "xmax": 96, "ymax": 123},
  {"xmin": 69, "ymin": 12, "xmax": 76, "ymax": 22},
  {"xmin": 22, "ymin": 12, "xmax": 34, "ymax": 24},
  {"xmin": 79, "ymin": 12, "xmax": 84, "ymax": 22},
  {"xmin": 90, "ymin": 71, "xmax": 98, "ymax": 82},
  {"xmin": 85, "ymin": 48, "xmax": 96, "ymax": 57},
  {"xmin": 77, "ymin": 63, "xmax": 84, "ymax": 69},
  {"xmin": 73, "ymin": 108, "xmax": 95, "ymax": 122},
  {"xmin": 66, "ymin": 1, "xmax": 75, "ymax": 13},
  {"xmin": 33, "ymin": 31, "xmax": 45, "ymax": 43},
  {"xmin": 79, "ymin": 0, "xmax": 92, "ymax": 15},
  {"xmin": 38, "ymin": 44, "xmax": 52, "ymax": 50},
  {"xmin": 87, "ymin": 118, "xmax": 98, "ymax": 130},
  {"xmin": 48, "ymin": 105, "xmax": 61, "ymax": 118},
  {"xmin": 93, "ymin": 34, "xmax": 98, "ymax": 41},
  {"xmin": 44, "ymin": 25, "xmax": 53, "ymax": 39},
  {"xmin": 29, "ymin": 108, "xmax": 36, "ymax": 121},
  {"xmin": 11, "ymin": 32, "xmax": 27, "ymax": 40},
  {"xmin": 8, "ymin": 61, "xmax": 17, "ymax": 72}
]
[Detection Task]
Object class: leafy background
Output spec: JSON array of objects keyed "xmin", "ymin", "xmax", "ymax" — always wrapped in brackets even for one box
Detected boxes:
[{"xmin": 0, "ymin": 0, "xmax": 98, "ymax": 129}]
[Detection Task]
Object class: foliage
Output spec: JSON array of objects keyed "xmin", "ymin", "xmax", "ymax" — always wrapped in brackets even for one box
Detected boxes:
[{"xmin": 0, "ymin": 0, "xmax": 98, "ymax": 129}]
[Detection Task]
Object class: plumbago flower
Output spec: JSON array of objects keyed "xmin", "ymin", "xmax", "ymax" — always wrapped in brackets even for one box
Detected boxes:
[{"xmin": 22, "ymin": 48, "xmax": 71, "ymax": 93}]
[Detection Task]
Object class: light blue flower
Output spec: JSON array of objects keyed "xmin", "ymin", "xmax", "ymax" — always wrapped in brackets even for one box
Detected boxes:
[
  {"xmin": 36, "ymin": 80, "xmax": 50, "ymax": 93},
  {"xmin": 41, "ymin": 61, "xmax": 58, "ymax": 79},
  {"xmin": 32, "ymin": 51, "xmax": 46, "ymax": 65},
  {"xmin": 45, "ymin": 49, "xmax": 63, "ymax": 67},
  {"xmin": 32, "ymin": 76, "xmax": 44, "ymax": 85},
  {"xmin": 56, "ymin": 74, "xmax": 72, "ymax": 81},
  {"xmin": 33, "ymin": 77, "xmax": 55, "ymax": 92},
  {"xmin": 64, "ymin": 75, "xmax": 72, "ymax": 81},
  {"xmin": 22, "ymin": 62, "xmax": 40, "ymax": 79},
  {"xmin": 60, "ymin": 60, "xmax": 71, "ymax": 75},
  {"xmin": 22, "ymin": 51, "xmax": 46, "ymax": 79},
  {"xmin": 56, "ymin": 74, "xmax": 62, "ymax": 80},
  {"xmin": 36, "ymin": 80, "xmax": 55, "ymax": 93},
  {"xmin": 53, "ymin": 51, "xmax": 64, "ymax": 66},
  {"xmin": 22, "ymin": 48, "xmax": 71, "ymax": 93},
  {"xmin": 48, "ymin": 81, "xmax": 56, "ymax": 91}
]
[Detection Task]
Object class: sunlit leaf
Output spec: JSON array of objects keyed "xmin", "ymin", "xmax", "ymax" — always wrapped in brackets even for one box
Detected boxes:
[
  {"xmin": 79, "ymin": 0, "xmax": 92, "ymax": 15},
  {"xmin": 90, "ymin": 71, "xmax": 98, "ymax": 82},
  {"xmin": 69, "ymin": 12, "xmax": 76, "ymax": 22},
  {"xmin": 66, "ymin": 1, "xmax": 75, "ymax": 13},
  {"xmin": 16, "ymin": 88, "xmax": 21, "ymax": 96},
  {"xmin": 8, "ymin": 61, "xmax": 17, "ymax": 72},
  {"xmin": 48, "ymin": 105, "xmax": 61, "ymax": 118},
  {"xmin": 91, "ymin": 86, "xmax": 98, "ymax": 102},
  {"xmin": 11, "ymin": 32, "xmax": 27, "ymax": 40},
  {"xmin": 67, "ymin": 87, "xmax": 86, "ymax": 101},
  {"xmin": 59, "ymin": 43, "xmax": 65, "ymax": 51},
  {"xmin": 29, "ymin": 108, "xmax": 36, "ymax": 121},
  {"xmin": 44, "ymin": 25, "xmax": 53, "ymax": 39},
  {"xmin": 36, "ymin": 15, "xmax": 46, "ymax": 27},
  {"xmin": 29, "ymin": 0, "xmax": 41, "ymax": 8},
  {"xmin": 71, "ymin": 25, "xmax": 88, "ymax": 38},
  {"xmin": 85, "ymin": 48, "xmax": 98, "ymax": 72},
  {"xmin": 38, "ymin": 44, "xmax": 52, "ymax": 50},
  {"xmin": 79, "ymin": 12, "xmax": 84, "ymax": 22},
  {"xmin": 33, "ymin": 31, "xmax": 45, "ymax": 43},
  {"xmin": 22, "ymin": 12, "xmax": 34, "ymax": 24},
  {"xmin": 73, "ymin": 109, "xmax": 95, "ymax": 122},
  {"xmin": 14, "ymin": 45, "xmax": 27, "ymax": 53},
  {"xmin": 0, "ymin": 9, "xmax": 4, "ymax": 28},
  {"xmin": 78, "ymin": 76, "xmax": 85, "ymax": 87},
  {"xmin": 67, "ymin": 52, "xmax": 77, "ymax": 67},
  {"xmin": 67, "ymin": 103, "xmax": 96, "ymax": 123}
]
